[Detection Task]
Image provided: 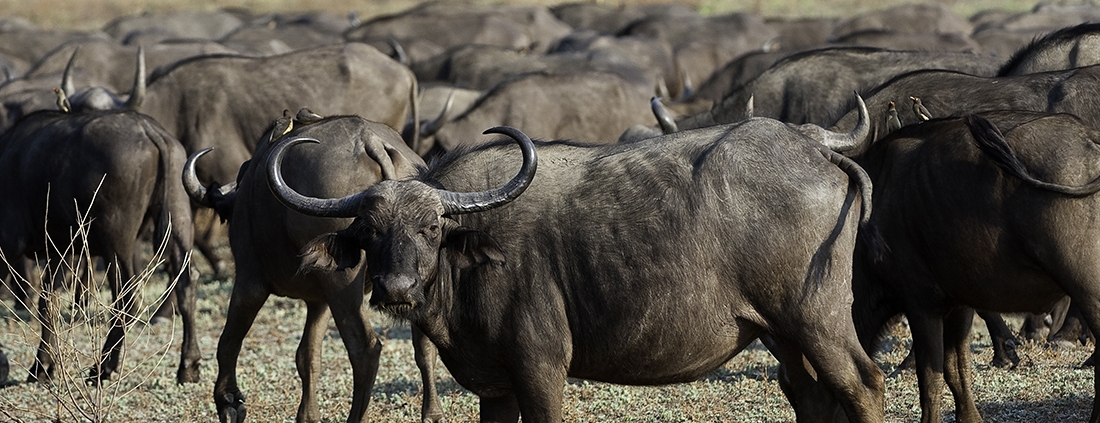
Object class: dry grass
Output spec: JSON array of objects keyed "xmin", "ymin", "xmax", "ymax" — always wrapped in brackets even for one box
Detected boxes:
[{"xmin": 2, "ymin": 265, "xmax": 1096, "ymax": 422}]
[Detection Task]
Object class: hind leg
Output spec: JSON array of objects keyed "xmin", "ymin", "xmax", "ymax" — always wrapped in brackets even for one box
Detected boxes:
[
  {"xmin": 762, "ymin": 335, "xmax": 841, "ymax": 423},
  {"xmin": 943, "ymin": 308, "xmax": 981, "ymax": 423},
  {"xmin": 89, "ymin": 253, "xmax": 137, "ymax": 384},
  {"xmin": 790, "ymin": 319, "xmax": 885, "ymax": 423}
]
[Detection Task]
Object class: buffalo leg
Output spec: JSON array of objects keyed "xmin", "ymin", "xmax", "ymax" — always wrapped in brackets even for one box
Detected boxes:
[
  {"xmin": 296, "ymin": 301, "xmax": 331, "ymax": 423},
  {"xmin": 976, "ymin": 310, "xmax": 1019, "ymax": 368},
  {"xmin": 412, "ymin": 325, "xmax": 445, "ymax": 423},
  {"xmin": 507, "ymin": 358, "xmax": 568, "ymax": 423},
  {"xmin": 794, "ymin": 325, "xmax": 885, "ymax": 423},
  {"xmin": 907, "ymin": 312, "xmax": 947, "ymax": 423},
  {"xmin": 479, "ymin": 394, "xmax": 519, "ymax": 423},
  {"xmin": 170, "ymin": 234, "xmax": 200, "ymax": 383},
  {"xmin": 28, "ymin": 272, "xmax": 62, "ymax": 382},
  {"xmin": 943, "ymin": 308, "xmax": 981, "ymax": 423},
  {"xmin": 326, "ymin": 285, "xmax": 381, "ymax": 423},
  {"xmin": 763, "ymin": 335, "xmax": 840, "ymax": 423},
  {"xmin": 214, "ymin": 271, "xmax": 269, "ymax": 423},
  {"xmin": 90, "ymin": 254, "xmax": 137, "ymax": 384}
]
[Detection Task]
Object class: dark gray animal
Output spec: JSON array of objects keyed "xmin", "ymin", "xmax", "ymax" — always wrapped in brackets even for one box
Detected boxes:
[
  {"xmin": 26, "ymin": 39, "xmax": 234, "ymax": 94},
  {"xmin": 678, "ymin": 47, "xmax": 1001, "ymax": 129},
  {"xmin": 183, "ymin": 115, "xmax": 443, "ymax": 423},
  {"xmin": 997, "ymin": 22, "xmax": 1100, "ymax": 76},
  {"xmin": 0, "ymin": 109, "xmax": 198, "ymax": 384},
  {"xmin": 847, "ymin": 111, "xmax": 1100, "ymax": 423},
  {"xmin": 265, "ymin": 109, "xmax": 887, "ymax": 421},
  {"xmin": 829, "ymin": 65, "xmax": 1100, "ymax": 153},
  {"xmin": 347, "ymin": 2, "xmax": 572, "ymax": 59},
  {"xmin": 618, "ymin": 11, "xmax": 775, "ymax": 95},
  {"xmin": 418, "ymin": 71, "xmax": 655, "ymax": 156},
  {"xmin": 84, "ymin": 42, "xmax": 419, "ymax": 280}
]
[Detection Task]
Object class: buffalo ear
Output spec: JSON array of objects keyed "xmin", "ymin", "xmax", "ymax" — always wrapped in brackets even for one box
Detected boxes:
[
  {"xmin": 445, "ymin": 227, "xmax": 505, "ymax": 269},
  {"xmin": 300, "ymin": 232, "xmax": 361, "ymax": 272}
]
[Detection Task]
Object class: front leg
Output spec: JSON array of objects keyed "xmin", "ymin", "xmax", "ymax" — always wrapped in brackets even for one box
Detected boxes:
[
  {"xmin": 326, "ymin": 285, "xmax": 382, "ymax": 423},
  {"xmin": 413, "ymin": 325, "xmax": 445, "ymax": 423},
  {"xmin": 213, "ymin": 277, "xmax": 269, "ymax": 423},
  {"xmin": 296, "ymin": 302, "xmax": 331, "ymax": 423}
]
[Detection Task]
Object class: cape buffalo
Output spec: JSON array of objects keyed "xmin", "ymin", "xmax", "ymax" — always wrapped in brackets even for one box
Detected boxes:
[
  {"xmin": 997, "ymin": 22, "xmax": 1100, "ymax": 76},
  {"xmin": 84, "ymin": 42, "xmax": 419, "ymax": 281},
  {"xmin": 418, "ymin": 71, "xmax": 656, "ymax": 156},
  {"xmin": 847, "ymin": 111, "xmax": 1100, "ymax": 423},
  {"xmin": 677, "ymin": 47, "xmax": 1001, "ymax": 129},
  {"xmin": 264, "ymin": 103, "xmax": 887, "ymax": 421},
  {"xmin": 0, "ymin": 109, "xmax": 198, "ymax": 384},
  {"xmin": 829, "ymin": 65, "xmax": 1100, "ymax": 152},
  {"xmin": 183, "ymin": 113, "xmax": 444, "ymax": 423}
]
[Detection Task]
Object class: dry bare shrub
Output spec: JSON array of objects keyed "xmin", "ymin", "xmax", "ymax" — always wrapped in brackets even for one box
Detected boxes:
[{"xmin": 0, "ymin": 188, "xmax": 189, "ymax": 423}]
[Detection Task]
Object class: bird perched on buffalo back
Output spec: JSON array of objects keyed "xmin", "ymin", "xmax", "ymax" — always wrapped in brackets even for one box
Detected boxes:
[
  {"xmin": 886, "ymin": 101, "xmax": 901, "ymax": 133},
  {"xmin": 910, "ymin": 96, "xmax": 931, "ymax": 122},
  {"xmin": 52, "ymin": 87, "xmax": 70, "ymax": 113}
]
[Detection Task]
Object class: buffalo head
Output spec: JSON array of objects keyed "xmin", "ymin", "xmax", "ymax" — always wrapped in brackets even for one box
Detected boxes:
[{"xmin": 266, "ymin": 126, "xmax": 537, "ymax": 318}]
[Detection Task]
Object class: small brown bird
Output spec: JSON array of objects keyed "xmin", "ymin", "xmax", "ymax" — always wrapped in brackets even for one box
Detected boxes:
[
  {"xmin": 885, "ymin": 101, "xmax": 901, "ymax": 133},
  {"xmin": 910, "ymin": 96, "xmax": 931, "ymax": 122},
  {"xmin": 268, "ymin": 110, "xmax": 294, "ymax": 143},
  {"xmin": 52, "ymin": 87, "xmax": 70, "ymax": 113},
  {"xmin": 296, "ymin": 107, "xmax": 323, "ymax": 124}
]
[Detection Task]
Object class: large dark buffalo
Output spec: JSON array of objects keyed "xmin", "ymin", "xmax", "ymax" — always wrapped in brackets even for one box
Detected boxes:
[
  {"xmin": 848, "ymin": 111, "xmax": 1100, "ymax": 423},
  {"xmin": 829, "ymin": 65, "xmax": 1100, "ymax": 151},
  {"xmin": 80, "ymin": 42, "xmax": 418, "ymax": 279},
  {"xmin": 418, "ymin": 71, "xmax": 655, "ymax": 155},
  {"xmin": 183, "ymin": 114, "xmax": 442, "ymax": 423},
  {"xmin": 0, "ymin": 109, "xmax": 198, "ymax": 384},
  {"xmin": 997, "ymin": 22, "xmax": 1100, "ymax": 76},
  {"xmin": 265, "ymin": 104, "xmax": 887, "ymax": 421},
  {"xmin": 677, "ymin": 47, "xmax": 1002, "ymax": 129}
]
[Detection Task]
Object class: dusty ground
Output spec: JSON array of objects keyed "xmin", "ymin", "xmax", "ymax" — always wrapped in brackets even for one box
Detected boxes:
[{"xmin": 0, "ymin": 265, "xmax": 1095, "ymax": 422}]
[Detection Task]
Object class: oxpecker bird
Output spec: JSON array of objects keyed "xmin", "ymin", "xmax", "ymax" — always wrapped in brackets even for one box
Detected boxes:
[
  {"xmin": 886, "ymin": 101, "xmax": 901, "ymax": 133},
  {"xmin": 910, "ymin": 96, "xmax": 931, "ymax": 122},
  {"xmin": 268, "ymin": 110, "xmax": 294, "ymax": 143},
  {"xmin": 296, "ymin": 107, "xmax": 323, "ymax": 124},
  {"xmin": 52, "ymin": 87, "xmax": 70, "ymax": 113}
]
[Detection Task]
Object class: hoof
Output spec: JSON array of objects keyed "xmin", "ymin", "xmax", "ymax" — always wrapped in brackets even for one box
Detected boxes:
[
  {"xmin": 177, "ymin": 360, "xmax": 201, "ymax": 384},
  {"xmin": 217, "ymin": 392, "xmax": 247, "ymax": 423},
  {"xmin": 27, "ymin": 363, "xmax": 52, "ymax": 383}
]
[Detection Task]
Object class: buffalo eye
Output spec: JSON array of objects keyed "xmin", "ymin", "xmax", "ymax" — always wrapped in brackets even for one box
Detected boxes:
[{"xmin": 420, "ymin": 223, "xmax": 440, "ymax": 240}]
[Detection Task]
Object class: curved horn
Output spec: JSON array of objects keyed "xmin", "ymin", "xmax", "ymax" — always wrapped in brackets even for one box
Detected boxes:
[
  {"xmin": 61, "ymin": 45, "xmax": 80, "ymax": 97},
  {"xmin": 822, "ymin": 92, "xmax": 870, "ymax": 152},
  {"xmin": 388, "ymin": 38, "xmax": 408, "ymax": 65},
  {"xmin": 744, "ymin": 94, "xmax": 754, "ymax": 120},
  {"xmin": 440, "ymin": 126, "xmax": 538, "ymax": 215},
  {"xmin": 182, "ymin": 147, "xmax": 214, "ymax": 207},
  {"xmin": 125, "ymin": 46, "xmax": 145, "ymax": 110},
  {"xmin": 651, "ymin": 97, "xmax": 678, "ymax": 134},
  {"xmin": 420, "ymin": 90, "xmax": 454, "ymax": 137},
  {"xmin": 267, "ymin": 137, "xmax": 366, "ymax": 218}
]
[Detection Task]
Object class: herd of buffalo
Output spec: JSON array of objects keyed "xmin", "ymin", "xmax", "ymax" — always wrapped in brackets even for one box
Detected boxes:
[{"xmin": 3, "ymin": 0, "xmax": 1100, "ymax": 421}]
